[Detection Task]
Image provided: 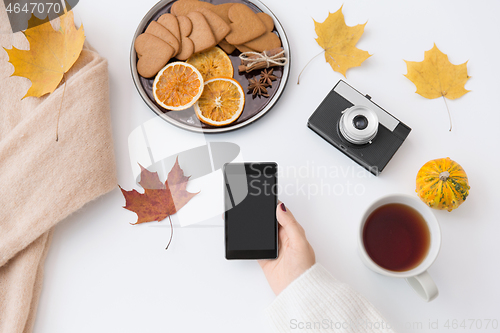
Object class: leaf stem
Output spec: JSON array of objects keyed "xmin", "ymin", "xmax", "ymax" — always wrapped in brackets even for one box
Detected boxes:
[
  {"xmin": 165, "ymin": 215, "xmax": 173, "ymax": 250},
  {"xmin": 55, "ymin": 73, "xmax": 67, "ymax": 142},
  {"xmin": 442, "ymin": 95, "xmax": 452, "ymax": 132},
  {"xmin": 297, "ymin": 49, "xmax": 326, "ymax": 85}
]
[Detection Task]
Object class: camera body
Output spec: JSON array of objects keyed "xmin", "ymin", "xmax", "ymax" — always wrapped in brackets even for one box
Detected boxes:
[{"xmin": 308, "ymin": 80, "xmax": 411, "ymax": 175}]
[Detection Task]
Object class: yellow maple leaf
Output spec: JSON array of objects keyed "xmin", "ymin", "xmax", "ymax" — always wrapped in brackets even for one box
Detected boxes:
[
  {"xmin": 404, "ymin": 44, "xmax": 470, "ymax": 100},
  {"xmin": 314, "ymin": 6, "xmax": 371, "ymax": 77},
  {"xmin": 4, "ymin": 10, "xmax": 85, "ymax": 98}
]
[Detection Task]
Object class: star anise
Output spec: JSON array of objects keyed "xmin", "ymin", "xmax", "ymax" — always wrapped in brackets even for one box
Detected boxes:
[
  {"xmin": 247, "ymin": 77, "xmax": 269, "ymax": 97},
  {"xmin": 260, "ymin": 68, "xmax": 277, "ymax": 86}
]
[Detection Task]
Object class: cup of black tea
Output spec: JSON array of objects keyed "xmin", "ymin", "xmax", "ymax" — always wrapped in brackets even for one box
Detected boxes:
[{"xmin": 358, "ymin": 194, "xmax": 441, "ymax": 302}]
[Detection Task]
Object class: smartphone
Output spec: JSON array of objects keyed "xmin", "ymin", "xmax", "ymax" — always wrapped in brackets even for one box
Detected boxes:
[{"xmin": 223, "ymin": 162, "xmax": 278, "ymax": 260}]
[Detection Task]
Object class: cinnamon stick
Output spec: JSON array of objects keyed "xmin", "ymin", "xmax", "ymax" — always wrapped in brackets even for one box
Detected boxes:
[{"xmin": 238, "ymin": 47, "xmax": 287, "ymax": 73}]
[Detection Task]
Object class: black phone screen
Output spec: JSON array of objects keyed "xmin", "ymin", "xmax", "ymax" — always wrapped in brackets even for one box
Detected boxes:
[{"xmin": 224, "ymin": 163, "xmax": 278, "ymax": 259}]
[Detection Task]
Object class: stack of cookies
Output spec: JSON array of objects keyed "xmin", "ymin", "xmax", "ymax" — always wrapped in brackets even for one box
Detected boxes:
[{"xmin": 135, "ymin": 0, "xmax": 282, "ymax": 78}]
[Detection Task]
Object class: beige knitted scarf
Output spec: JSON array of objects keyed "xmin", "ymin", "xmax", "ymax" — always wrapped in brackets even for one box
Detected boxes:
[{"xmin": 0, "ymin": 5, "xmax": 117, "ymax": 332}]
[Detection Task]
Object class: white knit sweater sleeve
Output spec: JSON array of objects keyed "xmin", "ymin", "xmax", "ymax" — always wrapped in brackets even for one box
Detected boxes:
[{"xmin": 265, "ymin": 263, "xmax": 395, "ymax": 333}]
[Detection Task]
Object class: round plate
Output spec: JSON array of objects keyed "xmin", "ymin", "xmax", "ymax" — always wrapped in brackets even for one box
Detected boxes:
[{"xmin": 130, "ymin": 0, "xmax": 290, "ymax": 133}]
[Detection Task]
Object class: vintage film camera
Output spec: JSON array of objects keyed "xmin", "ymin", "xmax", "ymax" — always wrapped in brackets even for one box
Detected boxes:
[{"xmin": 308, "ymin": 80, "xmax": 411, "ymax": 175}]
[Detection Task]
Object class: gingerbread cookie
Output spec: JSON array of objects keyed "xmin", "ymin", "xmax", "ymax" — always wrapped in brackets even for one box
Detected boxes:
[
  {"xmin": 145, "ymin": 21, "xmax": 180, "ymax": 55},
  {"xmin": 197, "ymin": 8, "xmax": 230, "ymax": 43},
  {"xmin": 176, "ymin": 15, "xmax": 194, "ymax": 60},
  {"xmin": 187, "ymin": 11, "xmax": 217, "ymax": 53},
  {"xmin": 235, "ymin": 44, "xmax": 256, "ymax": 53},
  {"xmin": 135, "ymin": 33, "xmax": 174, "ymax": 78},
  {"xmin": 157, "ymin": 13, "xmax": 181, "ymax": 44},
  {"xmin": 211, "ymin": 3, "xmax": 233, "ymax": 24},
  {"xmin": 225, "ymin": 3, "xmax": 266, "ymax": 45},
  {"xmin": 177, "ymin": 15, "xmax": 193, "ymax": 36},
  {"xmin": 256, "ymin": 12, "xmax": 274, "ymax": 31},
  {"xmin": 171, "ymin": 0, "xmax": 214, "ymax": 16},
  {"xmin": 218, "ymin": 39, "xmax": 236, "ymax": 54},
  {"xmin": 244, "ymin": 32, "xmax": 281, "ymax": 52},
  {"xmin": 243, "ymin": 12, "xmax": 280, "ymax": 52}
]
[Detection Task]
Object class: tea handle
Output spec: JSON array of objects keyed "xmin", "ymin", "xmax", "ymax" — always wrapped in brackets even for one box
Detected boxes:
[{"xmin": 405, "ymin": 271, "xmax": 439, "ymax": 302}]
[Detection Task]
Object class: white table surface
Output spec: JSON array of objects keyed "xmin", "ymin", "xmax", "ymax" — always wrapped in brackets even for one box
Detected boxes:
[{"xmin": 35, "ymin": 0, "xmax": 500, "ymax": 332}]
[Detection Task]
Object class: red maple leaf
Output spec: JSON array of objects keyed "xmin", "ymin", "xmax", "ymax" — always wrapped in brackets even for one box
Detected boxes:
[{"xmin": 119, "ymin": 157, "xmax": 199, "ymax": 248}]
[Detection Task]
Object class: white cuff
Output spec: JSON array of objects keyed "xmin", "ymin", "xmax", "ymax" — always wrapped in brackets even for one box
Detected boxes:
[{"xmin": 265, "ymin": 263, "xmax": 395, "ymax": 332}]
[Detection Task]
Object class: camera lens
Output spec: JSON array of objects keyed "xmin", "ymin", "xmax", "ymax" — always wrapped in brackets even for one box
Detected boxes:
[
  {"xmin": 339, "ymin": 106, "xmax": 379, "ymax": 145},
  {"xmin": 353, "ymin": 115, "xmax": 368, "ymax": 130}
]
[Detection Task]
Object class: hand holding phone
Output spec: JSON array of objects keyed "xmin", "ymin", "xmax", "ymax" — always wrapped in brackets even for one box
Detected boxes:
[{"xmin": 259, "ymin": 203, "xmax": 316, "ymax": 295}]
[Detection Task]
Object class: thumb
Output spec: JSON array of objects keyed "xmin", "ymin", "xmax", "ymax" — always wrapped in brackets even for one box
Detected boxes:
[{"xmin": 276, "ymin": 203, "xmax": 305, "ymax": 237}]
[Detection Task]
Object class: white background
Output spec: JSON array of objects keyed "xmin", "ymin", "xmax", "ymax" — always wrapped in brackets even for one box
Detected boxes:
[{"xmin": 36, "ymin": 0, "xmax": 500, "ymax": 332}]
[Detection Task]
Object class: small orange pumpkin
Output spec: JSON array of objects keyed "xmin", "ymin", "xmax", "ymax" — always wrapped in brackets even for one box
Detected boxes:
[{"xmin": 416, "ymin": 157, "xmax": 470, "ymax": 212}]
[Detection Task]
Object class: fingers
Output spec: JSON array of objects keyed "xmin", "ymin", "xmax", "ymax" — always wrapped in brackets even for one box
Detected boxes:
[{"xmin": 276, "ymin": 203, "xmax": 306, "ymax": 238}]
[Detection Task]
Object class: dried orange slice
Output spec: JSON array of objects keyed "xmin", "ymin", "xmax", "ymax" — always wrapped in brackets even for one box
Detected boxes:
[
  {"xmin": 194, "ymin": 77, "xmax": 245, "ymax": 126},
  {"xmin": 186, "ymin": 47, "xmax": 233, "ymax": 81},
  {"xmin": 153, "ymin": 62, "xmax": 204, "ymax": 111}
]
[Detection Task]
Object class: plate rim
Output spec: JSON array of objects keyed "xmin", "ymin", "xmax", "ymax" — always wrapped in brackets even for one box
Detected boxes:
[{"xmin": 129, "ymin": 0, "xmax": 291, "ymax": 134}]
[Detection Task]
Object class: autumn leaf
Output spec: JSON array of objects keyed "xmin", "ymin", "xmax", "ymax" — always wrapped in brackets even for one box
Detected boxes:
[
  {"xmin": 119, "ymin": 157, "xmax": 199, "ymax": 249},
  {"xmin": 404, "ymin": 44, "xmax": 470, "ymax": 130},
  {"xmin": 313, "ymin": 6, "xmax": 371, "ymax": 77},
  {"xmin": 404, "ymin": 44, "xmax": 470, "ymax": 100},
  {"xmin": 4, "ymin": 10, "xmax": 85, "ymax": 98}
]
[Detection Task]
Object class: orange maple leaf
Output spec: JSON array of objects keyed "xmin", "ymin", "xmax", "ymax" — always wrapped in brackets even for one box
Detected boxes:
[{"xmin": 119, "ymin": 157, "xmax": 199, "ymax": 225}]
